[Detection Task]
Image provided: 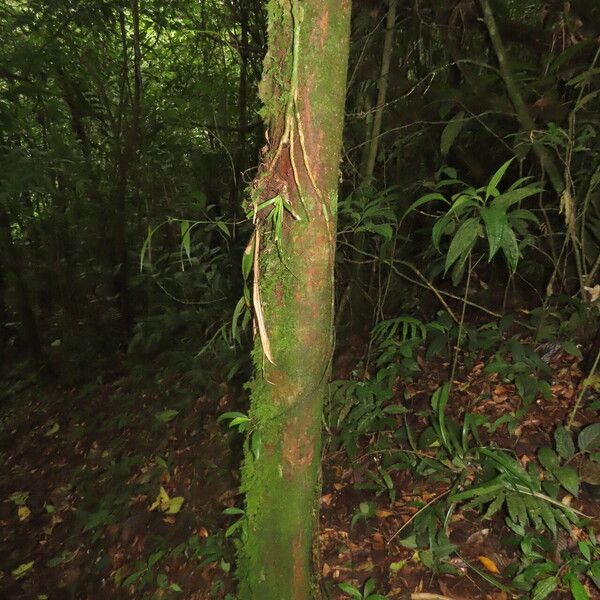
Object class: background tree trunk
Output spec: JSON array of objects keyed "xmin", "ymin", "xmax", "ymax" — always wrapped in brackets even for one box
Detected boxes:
[
  {"xmin": 238, "ymin": 1, "xmax": 351, "ymax": 599},
  {"xmin": 0, "ymin": 205, "xmax": 44, "ymax": 365}
]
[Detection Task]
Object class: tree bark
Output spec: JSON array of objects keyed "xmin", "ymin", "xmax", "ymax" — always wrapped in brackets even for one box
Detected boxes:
[
  {"xmin": 0, "ymin": 260, "xmax": 7, "ymax": 363},
  {"xmin": 363, "ymin": 0, "xmax": 398, "ymax": 183},
  {"xmin": 238, "ymin": 1, "xmax": 351, "ymax": 599},
  {"xmin": 479, "ymin": 0, "xmax": 565, "ymax": 196},
  {"xmin": 0, "ymin": 205, "xmax": 44, "ymax": 365}
]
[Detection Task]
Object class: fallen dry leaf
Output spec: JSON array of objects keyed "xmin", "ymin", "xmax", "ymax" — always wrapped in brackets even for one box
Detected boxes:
[
  {"xmin": 320, "ymin": 493, "xmax": 333, "ymax": 507},
  {"xmin": 478, "ymin": 555, "xmax": 500, "ymax": 574}
]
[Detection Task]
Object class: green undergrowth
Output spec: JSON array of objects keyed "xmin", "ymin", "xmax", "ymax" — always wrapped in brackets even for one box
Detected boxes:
[{"xmin": 327, "ymin": 299, "xmax": 600, "ymax": 600}]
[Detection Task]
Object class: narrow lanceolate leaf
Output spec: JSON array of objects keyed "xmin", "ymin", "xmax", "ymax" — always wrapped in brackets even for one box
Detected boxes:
[
  {"xmin": 538, "ymin": 501, "xmax": 556, "ymax": 536},
  {"xmin": 532, "ymin": 576, "xmax": 558, "ymax": 600},
  {"xmin": 492, "ymin": 185, "xmax": 544, "ymax": 210},
  {"xmin": 480, "ymin": 205, "xmax": 508, "ymax": 261},
  {"xmin": 432, "ymin": 212, "xmax": 452, "ymax": 250},
  {"xmin": 444, "ymin": 217, "xmax": 480, "ymax": 273},
  {"xmin": 404, "ymin": 192, "xmax": 448, "ymax": 219},
  {"xmin": 568, "ymin": 574, "xmax": 590, "ymax": 600},
  {"xmin": 507, "ymin": 494, "xmax": 528, "ymax": 527},
  {"xmin": 509, "ymin": 208, "xmax": 539, "ymax": 224},
  {"xmin": 356, "ymin": 222, "xmax": 393, "ymax": 241},
  {"xmin": 483, "ymin": 493, "xmax": 505, "ymax": 519},
  {"xmin": 440, "ymin": 110, "xmax": 465, "ymax": 155},
  {"xmin": 231, "ymin": 296, "xmax": 247, "ymax": 342},
  {"xmin": 486, "ymin": 157, "xmax": 515, "ymax": 199},
  {"xmin": 180, "ymin": 220, "xmax": 191, "ymax": 267},
  {"xmin": 500, "ymin": 226, "xmax": 519, "ymax": 272},
  {"xmin": 337, "ymin": 582, "xmax": 362, "ymax": 599}
]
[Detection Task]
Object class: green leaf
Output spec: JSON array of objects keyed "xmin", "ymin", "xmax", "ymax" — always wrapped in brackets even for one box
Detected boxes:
[
  {"xmin": 122, "ymin": 570, "xmax": 145, "ymax": 587},
  {"xmin": 360, "ymin": 501, "xmax": 375, "ymax": 515},
  {"xmin": 357, "ymin": 223, "xmax": 393, "ymax": 241},
  {"xmin": 532, "ymin": 576, "xmax": 558, "ymax": 600},
  {"xmin": 538, "ymin": 501, "xmax": 557, "ymax": 536},
  {"xmin": 578, "ymin": 541, "xmax": 591, "ymax": 562},
  {"xmin": 44, "ymin": 422, "xmax": 60, "ymax": 436},
  {"xmin": 140, "ymin": 222, "xmax": 162, "ymax": 271},
  {"xmin": 507, "ymin": 493, "xmax": 528, "ymax": 527},
  {"xmin": 432, "ymin": 212, "xmax": 453, "ymax": 250},
  {"xmin": 556, "ymin": 466, "xmax": 579, "ymax": 496},
  {"xmin": 383, "ymin": 404, "xmax": 408, "ymax": 415},
  {"xmin": 542, "ymin": 480, "xmax": 560, "ymax": 499},
  {"xmin": 155, "ymin": 409, "xmax": 179, "ymax": 423},
  {"xmin": 251, "ymin": 431, "xmax": 261, "ymax": 460},
  {"xmin": 148, "ymin": 550, "xmax": 165, "ymax": 568},
  {"xmin": 217, "ymin": 411, "xmax": 248, "ymax": 424},
  {"xmin": 231, "ymin": 296, "xmax": 248, "ymax": 342},
  {"xmin": 180, "ymin": 220, "xmax": 191, "ymax": 266},
  {"xmin": 440, "ymin": 111, "xmax": 465, "ymax": 155},
  {"xmin": 578, "ymin": 424, "xmax": 600, "ymax": 452},
  {"xmin": 486, "ymin": 158, "xmax": 515, "ymax": 199},
  {"xmin": 568, "ymin": 574, "xmax": 590, "ymax": 600},
  {"xmin": 223, "ymin": 507, "xmax": 245, "ymax": 516},
  {"xmin": 432, "ymin": 383, "xmax": 451, "ymax": 451},
  {"xmin": 8, "ymin": 491, "xmax": 29, "ymax": 506},
  {"xmin": 225, "ymin": 518, "xmax": 245, "ymax": 538},
  {"xmin": 480, "ymin": 205, "xmax": 508, "ymax": 261},
  {"xmin": 506, "ymin": 517, "xmax": 526, "ymax": 536},
  {"xmin": 451, "ymin": 254, "xmax": 468, "ymax": 285},
  {"xmin": 524, "ymin": 496, "xmax": 543, "ymax": 531},
  {"xmin": 404, "ymin": 192, "xmax": 448, "ymax": 218},
  {"xmin": 510, "ymin": 208, "xmax": 540, "ymax": 224},
  {"xmin": 492, "ymin": 185, "xmax": 544, "ymax": 210},
  {"xmin": 538, "ymin": 447, "xmax": 560, "ymax": 473},
  {"xmin": 166, "ymin": 496, "xmax": 184, "ymax": 514},
  {"xmin": 12, "ymin": 561, "xmax": 34, "ymax": 579},
  {"xmin": 483, "ymin": 493, "xmax": 505, "ymax": 519},
  {"xmin": 215, "ymin": 220, "xmax": 231, "ymax": 238},
  {"xmin": 561, "ymin": 341, "xmax": 582, "ymax": 359},
  {"xmin": 450, "ymin": 475, "xmax": 506, "ymax": 502},
  {"xmin": 338, "ymin": 582, "xmax": 362, "ymax": 599},
  {"xmin": 363, "ymin": 578, "xmax": 376, "ymax": 597},
  {"xmin": 554, "ymin": 426, "xmax": 576, "ymax": 461},
  {"xmin": 444, "ymin": 217, "xmax": 480, "ymax": 273},
  {"xmin": 500, "ymin": 226, "xmax": 520, "ymax": 272}
]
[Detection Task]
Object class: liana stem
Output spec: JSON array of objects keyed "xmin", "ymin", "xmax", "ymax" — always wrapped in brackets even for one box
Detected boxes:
[{"xmin": 567, "ymin": 346, "xmax": 600, "ymax": 430}]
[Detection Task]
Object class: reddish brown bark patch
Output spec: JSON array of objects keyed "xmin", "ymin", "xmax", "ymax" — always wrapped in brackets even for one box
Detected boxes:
[
  {"xmin": 283, "ymin": 427, "xmax": 315, "ymax": 475},
  {"xmin": 298, "ymin": 72, "xmax": 328, "ymax": 190},
  {"xmin": 291, "ymin": 535, "xmax": 306, "ymax": 600},
  {"xmin": 314, "ymin": 9, "xmax": 329, "ymax": 50}
]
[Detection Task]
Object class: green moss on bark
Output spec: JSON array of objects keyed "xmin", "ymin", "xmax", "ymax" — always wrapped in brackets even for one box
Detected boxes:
[{"xmin": 238, "ymin": 1, "xmax": 351, "ymax": 599}]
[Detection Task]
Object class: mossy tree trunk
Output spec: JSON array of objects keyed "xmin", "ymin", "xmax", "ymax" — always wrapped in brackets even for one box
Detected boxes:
[{"xmin": 238, "ymin": 1, "xmax": 351, "ymax": 599}]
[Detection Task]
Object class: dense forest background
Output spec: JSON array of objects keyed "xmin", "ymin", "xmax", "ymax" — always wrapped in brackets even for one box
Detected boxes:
[{"xmin": 2, "ymin": 0, "xmax": 600, "ymax": 599}]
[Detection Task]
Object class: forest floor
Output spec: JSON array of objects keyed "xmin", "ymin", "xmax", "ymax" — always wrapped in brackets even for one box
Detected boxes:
[{"xmin": 1, "ymin": 343, "xmax": 599, "ymax": 600}]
